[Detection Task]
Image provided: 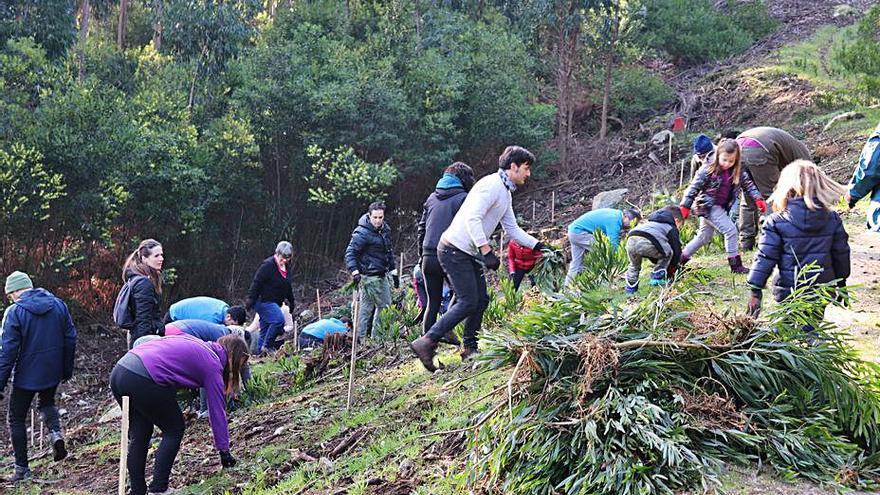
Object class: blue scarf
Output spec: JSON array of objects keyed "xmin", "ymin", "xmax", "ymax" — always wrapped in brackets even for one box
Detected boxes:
[
  {"xmin": 499, "ymin": 169, "xmax": 517, "ymax": 192},
  {"xmin": 436, "ymin": 173, "xmax": 463, "ymax": 190}
]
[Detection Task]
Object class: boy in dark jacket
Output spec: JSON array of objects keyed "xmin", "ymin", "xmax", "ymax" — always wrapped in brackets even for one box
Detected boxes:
[
  {"xmin": 345, "ymin": 202, "xmax": 395, "ymax": 338},
  {"xmin": 747, "ymin": 160, "xmax": 850, "ymax": 323},
  {"xmin": 0, "ymin": 271, "xmax": 77, "ymax": 481},
  {"xmin": 624, "ymin": 206, "xmax": 683, "ymax": 294}
]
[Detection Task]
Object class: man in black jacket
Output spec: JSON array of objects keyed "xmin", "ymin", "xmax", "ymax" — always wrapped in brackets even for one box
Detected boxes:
[{"xmin": 344, "ymin": 202, "xmax": 395, "ymax": 338}]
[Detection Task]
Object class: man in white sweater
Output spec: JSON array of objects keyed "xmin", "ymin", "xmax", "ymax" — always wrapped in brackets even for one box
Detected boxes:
[{"xmin": 410, "ymin": 146, "xmax": 544, "ymax": 371}]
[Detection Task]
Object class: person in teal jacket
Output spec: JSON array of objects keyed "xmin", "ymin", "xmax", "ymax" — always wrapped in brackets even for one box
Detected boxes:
[
  {"xmin": 565, "ymin": 208, "xmax": 641, "ymax": 285},
  {"xmin": 846, "ymin": 122, "xmax": 880, "ymax": 231},
  {"xmin": 298, "ymin": 317, "xmax": 352, "ymax": 349}
]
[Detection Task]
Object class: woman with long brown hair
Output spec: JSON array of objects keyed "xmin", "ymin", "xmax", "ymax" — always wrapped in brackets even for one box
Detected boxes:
[
  {"xmin": 121, "ymin": 239, "xmax": 165, "ymax": 348},
  {"xmin": 109, "ymin": 334, "xmax": 248, "ymax": 495}
]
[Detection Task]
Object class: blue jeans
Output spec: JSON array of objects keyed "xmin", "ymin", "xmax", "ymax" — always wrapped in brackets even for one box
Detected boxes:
[{"xmin": 256, "ymin": 301, "xmax": 284, "ymax": 351}]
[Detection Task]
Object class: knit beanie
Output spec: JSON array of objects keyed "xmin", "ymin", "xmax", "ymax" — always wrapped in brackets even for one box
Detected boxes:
[
  {"xmin": 5, "ymin": 271, "xmax": 33, "ymax": 294},
  {"xmin": 693, "ymin": 134, "xmax": 714, "ymax": 155}
]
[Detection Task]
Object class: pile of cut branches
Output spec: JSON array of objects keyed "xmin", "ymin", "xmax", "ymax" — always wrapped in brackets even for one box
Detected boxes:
[{"xmin": 469, "ymin": 271, "xmax": 880, "ymax": 494}]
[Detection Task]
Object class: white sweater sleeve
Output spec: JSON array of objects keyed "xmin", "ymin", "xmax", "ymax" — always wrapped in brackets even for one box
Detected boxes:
[
  {"xmin": 500, "ymin": 200, "xmax": 538, "ymax": 249},
  {"xmin": 463, "ymin": 183, "xmax": 493, "ymax": 249}
]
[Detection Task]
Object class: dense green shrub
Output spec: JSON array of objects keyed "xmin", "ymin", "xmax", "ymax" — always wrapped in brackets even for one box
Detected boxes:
[
  {"xmin": 608, "ymin": 66, "xmax": 674, "ymax": 120},
  {"xmin": 633, "ymin": 0, "xmax": 777, "ymax": 64},
  {"xmin": 833, "ymin": 6, "xmax": 880, "ymax": 104}
]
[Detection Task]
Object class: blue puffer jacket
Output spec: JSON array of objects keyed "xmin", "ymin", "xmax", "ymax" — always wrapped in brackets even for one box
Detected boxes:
[
  {"xmin": 344, "ymin": 214, "xmax": 395, "ymax": 276},
  {"xmin": 848, "ymin": 123, "xmax": 880, "ymax": 204},
  {"xmin": 0, "ymin": 288, "xmax": 77, "ymax": 391},
  {"xmin": 747, "ymin": 198, "xmax": 850, "ymax": 302}
]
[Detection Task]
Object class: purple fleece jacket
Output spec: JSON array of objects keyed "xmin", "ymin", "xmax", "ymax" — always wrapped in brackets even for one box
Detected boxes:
[{"xmin": 130, "ymin": 335, "xmax": 229, "ymax": 450}]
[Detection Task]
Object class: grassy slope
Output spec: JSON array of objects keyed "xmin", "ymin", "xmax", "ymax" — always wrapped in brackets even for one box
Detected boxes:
[{"xmin": 9, "ymin": 20, "xmax": 880, "ymax": 495}]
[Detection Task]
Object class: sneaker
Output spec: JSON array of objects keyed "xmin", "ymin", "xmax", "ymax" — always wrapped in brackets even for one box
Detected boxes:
[
  {"xmin": 197, "ymin": 410, "xmax": 210, "ymax": 420},
  {"xmin": 8, "ymin": 464, "xmax": 31, "ymax": 482},
  {"xmin": 409, "ymin": 336, "xmax": 438, "ymax": 372},
  {"xmin": 50, "ymin": 430, "xmax": 67, "ymax": 461},
  {"xmin": 624, "ymin": 284, "xmax": 638, "ymax": 295},
  {"xmin": 648, "ymin": 277, "xmax": 666, "ymax": 287}
]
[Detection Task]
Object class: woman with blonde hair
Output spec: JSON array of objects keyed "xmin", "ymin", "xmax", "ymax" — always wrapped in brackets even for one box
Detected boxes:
[
  {"xmin": 122, "ymin": 239, "xmax": 165, "ymax": 348},
  {"xmin": 746, "ymin": 160, "xmax": 850, "ymax": 318}
]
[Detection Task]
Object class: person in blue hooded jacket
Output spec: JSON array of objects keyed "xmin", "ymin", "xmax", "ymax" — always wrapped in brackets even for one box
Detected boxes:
[
  {"xmin": 747, "ymin": 161, "xmax": 850, "ymax": 323},
  {"xmin": 846, "ymin": 122, "xmax": 880, "ymax": 231},
  {"xmin": 0, "ymin": 271, "xmax": 77, "ymax": 482}
]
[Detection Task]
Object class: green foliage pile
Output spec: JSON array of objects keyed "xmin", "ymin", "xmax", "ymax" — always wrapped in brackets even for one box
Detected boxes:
[
  {"xmin": 632, "ymin": 0, "xmax": 777, "ymax": 64},
  {"xmin": 470, "ymin": 269, "xmax": 880, "ymax": 494},
  {"xmin": 833, "ymin": 5, "xmax": 880, "ymax": 104}
]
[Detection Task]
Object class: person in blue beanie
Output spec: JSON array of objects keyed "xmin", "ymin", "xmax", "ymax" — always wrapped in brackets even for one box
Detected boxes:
[
  {"xmin": 691, "ymin": 134, "xmax": 715, "ymax": 169},
  {"xmin": 0, "ymin": 271, "xmax": 77, "ymax": 482}
]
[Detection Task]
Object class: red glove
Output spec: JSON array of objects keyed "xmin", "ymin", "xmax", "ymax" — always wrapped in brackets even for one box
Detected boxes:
[
  {"xmin": 755, "ymin": 199, "xmax": 767, "ymax": 214},
  {"xmin": 679, "ymin": 206, "xmax": 690, "ymax": 219}
]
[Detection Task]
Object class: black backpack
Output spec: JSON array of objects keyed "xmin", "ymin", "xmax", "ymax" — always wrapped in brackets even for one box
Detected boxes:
[{"xmin": 113, "ymin": 275, "xmax": 147, "ymax": 329}]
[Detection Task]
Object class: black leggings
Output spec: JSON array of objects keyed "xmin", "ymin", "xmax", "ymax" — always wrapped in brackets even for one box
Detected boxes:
[
  {"xmin": 421, "ymin": 255, "xmax": 447, "ymax": 334},
  {"xmin": 110, "ymin": 365, "xmax": 185, "ymax": 495}
]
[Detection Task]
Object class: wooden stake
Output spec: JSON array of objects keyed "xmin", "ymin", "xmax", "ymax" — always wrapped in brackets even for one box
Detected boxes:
[
  {"xmin": 31, "ymin": 408, "xmax": 35, "ymax": 447},
  {"xmin": 399, "ymin": 253, "xmax": 404, "ymax": 289},
  {"xmin": 551, "ymin": 191, "xmax": 556, "ymax": 223},
  {"xmin": 39, "ymin": 419, "xmax": 44, "ymax": 451},
  {"xmin": 316, "ymin": 289, "xmax": 322, "ymax": 319},
  {"xmin": 668, "ymin": 135, "xmax": 673, "ymax": 165},
  {"xmin": 118, "ymin": 396, "xmax": 130, "ymax": 495},
  {"xmin": 293, "ymin": 321, "xmax": 299, "ymax": 352},
  {"xmin": 346, "ymin": 291, "xmax": 360, "ymax": 411},
  {"xmin": 679, "ymin": 158, "xmax": 686, "ymax": 187}
]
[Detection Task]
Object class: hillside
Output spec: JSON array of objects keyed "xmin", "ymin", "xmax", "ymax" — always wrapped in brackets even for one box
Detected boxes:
[{"xmin": 4, "ymin": 1, "xmax": 880, "ymax": 494}]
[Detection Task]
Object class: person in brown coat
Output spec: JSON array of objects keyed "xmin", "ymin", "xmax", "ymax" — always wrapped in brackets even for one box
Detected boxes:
[{"xmin": 736, "ymin": 127, "xmax": 811, "ymax": 250}]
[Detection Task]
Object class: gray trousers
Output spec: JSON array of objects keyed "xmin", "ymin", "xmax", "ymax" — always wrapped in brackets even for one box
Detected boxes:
[
  {"xmin": 356, "ymin": 274, "xmax": 392, "ymax": 338},
  {"xmin": 565, "ymin": 231, "xmax": 595, "ymax": 285},
  {"xmin": 739, "ymin": 148, "xmax": 779, "ymax": 247},
  {"xmin": 684, "ymin": 205, "xmax": 739, "ymax": 258},
  {"xmin": 625, "ymin": 236, "xmax": 670, "ymax": 287}
]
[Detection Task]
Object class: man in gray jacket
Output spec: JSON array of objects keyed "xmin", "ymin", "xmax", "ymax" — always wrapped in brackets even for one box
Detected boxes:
[
  {"xmin": 410, "ymin": 146, "xmax": 544, "ymax": 371},
  {"xmin": 736, "ymin": 127, "xmax": 811, "ymax": 250}
]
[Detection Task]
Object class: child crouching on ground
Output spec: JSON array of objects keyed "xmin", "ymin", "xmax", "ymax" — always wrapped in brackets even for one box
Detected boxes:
[
  {"xmin": 746, "ymin": 160, "xmax": 850, "ymax": 322},
  {"xmin": 624, "ymin": 206, "xmax": 683, "ymax": 294},
  {"xmin": 679, "ymin": 139, "xmax": 766, "ymax": 273}
]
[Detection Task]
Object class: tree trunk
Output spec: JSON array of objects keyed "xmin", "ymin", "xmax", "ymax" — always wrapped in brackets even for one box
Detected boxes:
[
  {"xmin": 152, "ymin": 0, "xmax": 162, "ymax": 51},
  {"xmin": 599, "ymin": 5, "xmax": 619, "ymax": 140},
  {"xmin": 414, "ymin": 0, "xmax": 421, "ymax": 48},
  {"xmin": 117, "ymin": 0, "xmax": 129, "ymax": 50},
  {"xmin": 555, "ymin": 1, "xmax": 580, "ymax": 172},
  {"xmin": 78, "ymin": 0, "xmax": 90, "ymax": 79},
  {"xmin": 269, "ymin": 0, "xmax": 277, "ymax": 18}
]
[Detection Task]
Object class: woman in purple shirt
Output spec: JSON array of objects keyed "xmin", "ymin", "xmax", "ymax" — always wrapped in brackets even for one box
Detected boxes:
[{"xmin": 109, "ymin": 334, "xmax": 248, "ymax": 495}]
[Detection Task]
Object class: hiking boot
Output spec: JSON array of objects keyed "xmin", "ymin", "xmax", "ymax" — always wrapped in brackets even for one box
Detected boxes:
[
  {"xmin": 728, "ymin": 255, "xmax": 749, "ymax": 274},
  {"xmin": 8, "ymin": 464, "xmax": 31, "ymax": 482},
  {"xmin": 409, "ymin": 336, "xmax": 438, "ymax": 372},
  {"xmin": 50, "ymin": 430, "xmax": 67, "ymax": 461},
  {"xmin": 460, "ymin": 347, "xmax": 480, "ymax": 362},
  {"xmin": 437, "ymin": 330, "xmax": 460, "ymax": 346}
]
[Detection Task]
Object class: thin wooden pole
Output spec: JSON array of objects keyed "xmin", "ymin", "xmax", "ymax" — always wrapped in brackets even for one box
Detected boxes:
[
  {"xmin": 118, "ymin": 396, "xmax": 130, "ymax": 495},
  {"xmin": 30, "ymin": 408, "xmax": 35, "ymax": 447},
  {"xmin": 668, "ymin": 135, "xmax": 673, "ymax": 165},
  {"xmin": 293, "ymin": 321, "xmax": 299, "ymax": 352},
  {"xmin": 346, "ymin": 291, "xmax": 360, "ymax": 410},
  {"xmin": 551, "ymin": 191, "xmax": 556, "ymax": 223},
  {"xmin": 316, "ymin": 289, "xmax": 322, "ymax": 319},
  {"xmin": 399, "ymin": 253, "xmax": 404, "ymax": 289},
  {"xmin": 39, "ymin": 419, "xmax": 44, "ymax": 451},
  {"xmin": 679, "ymin": 158, "xmax": 686, "ymax": 187}
]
